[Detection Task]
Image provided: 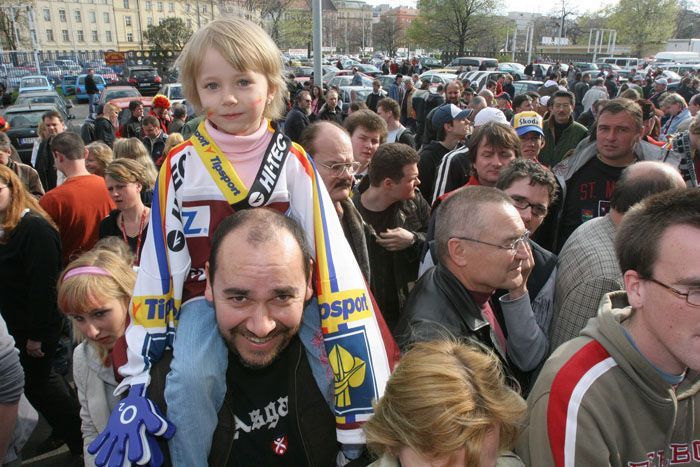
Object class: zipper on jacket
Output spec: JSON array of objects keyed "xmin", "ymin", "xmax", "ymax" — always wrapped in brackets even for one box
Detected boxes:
[{"xmin": 294, "ymin": 343, "xmax": 313, "ymax": 466}]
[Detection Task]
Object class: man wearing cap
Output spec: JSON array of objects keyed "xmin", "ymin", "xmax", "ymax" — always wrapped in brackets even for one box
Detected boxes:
[
  {"xmin": 649, "ymin": 78, "xmax": 668, "ymax": 109},
  {"xmin": 351, "ymin": 67, "xmax": 363, "ymax": 86},
  {"xmin": 496, "ymin": 93, "xmax": 514, "ymax": 121},
  {"xmin": 417, "ymin": 104, "xmax": 471, "ymax": 202},
  {"xmin": 473, "ymin": 107, "xmax": 508, "ymax": 127},
  {"xmin": 421, "ymin": 81, "xmax": 462, "ymax": 146},
  {"xmin": 513, "ymin": 112, "xmax": 546, "ymax": 162},
  {"xmin": 539, "ymin": 90, "xmax": 588, "ymax": 168}
]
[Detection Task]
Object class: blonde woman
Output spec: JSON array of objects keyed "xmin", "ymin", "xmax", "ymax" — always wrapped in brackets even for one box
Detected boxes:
[
  {"xmin": 85, "ymin": 141, "xmax": 113, "ymax": 178},
  {"xmin": 57, "ymin": 243, "xmax": 135, "ymax": 463},
  {"xmin": 364, "ymin": 340, "xmax": 526, "ymax": 467},
  {"xmin": 99, "ymin": 159, "xmax": 151, "ymax": 264},
  {"xmin": 157, "ymin": 132, "xmax": 185, "ymax": 166},
  {"xmin": 112, "ymin": 137, "xmax": 157, "ymax": 205}
]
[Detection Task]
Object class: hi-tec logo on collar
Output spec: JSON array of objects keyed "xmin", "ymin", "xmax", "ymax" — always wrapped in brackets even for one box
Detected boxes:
[{"xmin": 249, "ymin": 133, "xmax": 288, "ymax": 207}]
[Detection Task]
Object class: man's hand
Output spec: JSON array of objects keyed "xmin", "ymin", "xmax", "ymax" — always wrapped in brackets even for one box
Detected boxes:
[
  {"xmin": 508, "ymin": 241, "xmax": 534, "ymax": 300},
  {"xmin": 88, "ymin": 384, "xmax": 175, "ymax": 466},
  {"xmin": 26, "ymin": 339, "xmax": 44, "ymax": 358},
  {"xmin": 376, "ymin": 228, "xmax": 415, "ymax": 251}
]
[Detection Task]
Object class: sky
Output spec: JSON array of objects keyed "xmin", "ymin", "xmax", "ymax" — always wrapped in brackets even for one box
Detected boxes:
[{"xmin": 363, "ymin": 0, "xmax": 621, "ymax": 16}]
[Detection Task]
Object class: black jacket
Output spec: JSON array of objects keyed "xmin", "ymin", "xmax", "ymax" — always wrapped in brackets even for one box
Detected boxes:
[
  {"xmin": 417, "ymin": 140, "xmax": 450, "ymax": 203},
  {"xmin": 352, "ymin": 177, "xmax": 430, "ymax": 328},
  {"xmin": 94, "ymin": 117, "xmax": 116, "ymax": 147},
  {"xmin": 142, "ymin": 133, "xmax": 168, "ymax": 165},
  {"xmin": 317, "ymin": 106, "xmax": 344, "ymax": 125},
  {"xmin": 147, "ymin": 347, "xmax": 364, "ymax": 466},
  {"xmin": 284, "ymin": 106, "xmax": 311, "ymax": 143},
  {"xmin": 85, "ymin": 74, "xmax": 99, "ymax": 95},
  {"xmin": 121, "ymin": 116, "xmax": 142, "ymax": 139},
  {"xmin": 394, "ymin": 263, "xmax": 499, "ymax": 355},
  {"xmin": 35, "ymin": 137, "xmax": 57, "ymax": 192},
  {"xmin": 365, "ymin": 92, "xmax": 382, "ymax": 113}
]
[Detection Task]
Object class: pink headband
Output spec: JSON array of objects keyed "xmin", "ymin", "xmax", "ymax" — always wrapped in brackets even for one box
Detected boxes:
[{"xmin": 63, "ymin": 266, "xmax": 112, "ymax": 281}]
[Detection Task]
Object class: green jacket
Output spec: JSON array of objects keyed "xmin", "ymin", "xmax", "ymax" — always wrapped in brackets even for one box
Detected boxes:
[{"xmin": 539, "ymin": 117, "xmax": 588, "ymax": 168}]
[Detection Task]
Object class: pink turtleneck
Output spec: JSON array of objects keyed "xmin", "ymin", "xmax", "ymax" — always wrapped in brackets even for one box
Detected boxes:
[{"xmin": 204, "ymin": 118, "xmax": 273, "ymax": 188}]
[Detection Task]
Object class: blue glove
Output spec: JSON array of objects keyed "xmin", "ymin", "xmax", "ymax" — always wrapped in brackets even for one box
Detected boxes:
[{"xmin": 88, "ymin": 384, "xmax": 175, "ymax": 466}]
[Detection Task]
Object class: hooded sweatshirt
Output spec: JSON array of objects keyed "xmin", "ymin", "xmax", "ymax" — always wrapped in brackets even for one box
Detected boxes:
[{"xmin": 516, "ymin": 291, "xmax": 700, "ymax": 467}]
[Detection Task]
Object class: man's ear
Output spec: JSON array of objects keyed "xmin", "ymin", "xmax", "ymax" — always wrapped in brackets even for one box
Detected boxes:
[
  {"xmin": 83, "ymin": 147, "xmax": 89, "ymax": 160},
  {"xmin": 447, "ymin": 237, "xmax": 469, "ymax": 267},
  {"xmin": 624, "ymin": 270, "xmax": 644, "ymax": 309},
  {"xmin": 305, "ymin": 258, "xmax": 314, "ymax": 302},
  {"xmin": 204, "ymin": 261, "xmax": 214, "ymax": 302}
]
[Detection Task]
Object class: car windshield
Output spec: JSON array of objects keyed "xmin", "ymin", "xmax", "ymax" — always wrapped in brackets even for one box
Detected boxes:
[
  {"xmin": 133, "ymin": 70, "xmax": 155, "ymax": 79},
  {"xmin": 106, "ymin": 89, "xmax": 140, "ymax": 99},
  {"xmin": 22, "ymin": 78, "xmax": 47, "ymax": 88},
  {"xmin": 6, "ymin": 111, "xmax": 45, "ymax": 128},
  {"xmin": 168, "ymin": 86, "xmax": 184, "ymax": 99},
  {"xmin": 352, "ymin": 89, "xmax": 371, "ymax": 101},
  {"xmin": 63, "ymin": 76, "xmax": 77, "ymax": 84},
  {"xmin": 15, "ymin": 96, "xmax": 60, "ymax": 106}
]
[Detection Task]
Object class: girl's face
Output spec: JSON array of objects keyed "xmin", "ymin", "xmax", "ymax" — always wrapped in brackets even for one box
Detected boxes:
[
  {"xmin": 197, "ymin": 47, "xmax": 275, "ymax": 136},
  {"xmin": 86, "ymin": 153, "xmax": 101, "ymax": 175},
  {"xmin": 105, "ymin": 175, "xmax": 142, "ymax": 210},
  {"xmin": 69, "ymin": 297, "xmax": 127, "ymax": 350},
  {"xmin": 0, "ymin": 179, "xmax": 11, "ymax": 214}
]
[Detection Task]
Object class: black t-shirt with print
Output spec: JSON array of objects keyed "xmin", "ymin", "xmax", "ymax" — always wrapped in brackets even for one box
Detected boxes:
[
  {"xmin": 559, "ymin": 155, "xmax": 624, "ymax": 249},
  {"xmin": 227, "ymin": 336, "xmax": 306, "ymax": 467}
]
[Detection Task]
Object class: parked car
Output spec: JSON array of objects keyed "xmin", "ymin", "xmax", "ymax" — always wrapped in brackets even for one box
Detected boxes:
[
  {"xmin": 157, "ymin": 83, "xmax": 185, "ymax": 105},
  {"xmin": 127, "ymin": 66, "xmax": 162, "ymax": 95},
  {"xmin": 328, "ymin": 75, "xmax": 374, "ymax": 89},
  {"xmin": 498, "ymin": 62, "xmax": 527, "ymax": 80},
  {"xmin": 18, "ymin": 75, "xmax": 53, "ymax": 94},
  {"xmin": 354, "ymin": 64, "xmax": 382, "ymax": 77},
  {"xmin": 447, "ymin": 57, "xmax": 499, "ymax": 70},
  {"xmin": 61, "ymin": 75, "xmax": 78, "ymax": 95},
  {"xmin": 3, "ymin": 104, "xmax": 74, "ymax": 162},
  {"xmin": 419, "ymin": 71, "xmax": 458, "ymax": 87},
  {"xmin": 98, "ymin": 86, "xmax": 143, "ymax": 105},
  {"xmin": 96, "ymin": 67, "xmax": 119, "ymax": 85},
  {"xmin": 75, "ymin": 74, "xmax": 106, "ymax": 102},
  {"xmin": 419, "ymin": 56, "xmax": 443, "ymax": 70},
  {"xmin": 376, "ymin": 74, "xmax": 412, "ymax": 94},
  {"xmin": 337, "ymin": 85, "xmax": 384, "ymax": 116},
  {"xmin": 512, "ymin": 80, "xmax": 543, "ymax": 96},
  {"xmin": 108, "ymin": 97, "xmax": 153, "ymax": 127},
  {"xmin": 14, "ymin": 91, "xmax": 74, "ymax": 118},
  {"xmin": 44, "ymin": 66, "xmax": 63, "ymax": 85}
]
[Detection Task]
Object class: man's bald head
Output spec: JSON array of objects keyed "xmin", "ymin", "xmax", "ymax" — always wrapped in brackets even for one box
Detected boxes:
[
  {"xmin": 478, "ymin": 89, "xmax": 495, "ymax": 106},
  {"xmin": 610, "ymin": 161, "xmax": 686, "ymax": 215}
]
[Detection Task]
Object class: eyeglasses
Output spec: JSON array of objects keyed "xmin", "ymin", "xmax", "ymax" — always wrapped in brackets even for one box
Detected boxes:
[
  {"xmin": 644, "ymin": 277, "xmax": 700, "ymax": 307},
  {"xmin": 510, "ymin": 195, "xmax": 548, "ymax": 218},
  {"xmin": 452, "ymin": 230, "xmax": 530, "ymax": 254},
  {"xmin": 317, "ymin": 161, "xmax": 361, "ymax": 177}
]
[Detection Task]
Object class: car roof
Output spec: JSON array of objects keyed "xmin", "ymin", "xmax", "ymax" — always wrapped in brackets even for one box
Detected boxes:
[
  {"xmin": 103, "ymin": 86, "xmax": 137, "ymax": 91},
  {"xmin": 5, "ymin": 104, "xmax": 61, "ymax": 112},
  {"xmin": 16, "ymin": 90, "xmax": 60, "ymax": 97},
  {"xmin": 21, "ymin": 75, "xmax": 49, "ymax": 80}
]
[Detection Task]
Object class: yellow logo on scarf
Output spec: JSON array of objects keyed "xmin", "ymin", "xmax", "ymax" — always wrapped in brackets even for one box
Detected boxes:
[{"xmin": 329, "ymin": 344, "xmax": 367, "ymax": 408}]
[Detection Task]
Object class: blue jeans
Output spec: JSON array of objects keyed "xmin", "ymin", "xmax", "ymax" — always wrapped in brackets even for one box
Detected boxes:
[
  {"xmin": 164, "ymin": 297, "xmax": 332, "ymax": 466},
  {"xmin": 88, "ymin": 93, "xmax": 99, "ymax": 116}
]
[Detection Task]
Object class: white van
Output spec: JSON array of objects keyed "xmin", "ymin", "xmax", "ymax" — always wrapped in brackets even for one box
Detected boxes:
[
  {"xmin": 654, "ymin": 52, "xmax": 700, "ymax": 63},
  {"xmin": 601, "ymin": 57, "xmax": 643, "ymax": 70}
]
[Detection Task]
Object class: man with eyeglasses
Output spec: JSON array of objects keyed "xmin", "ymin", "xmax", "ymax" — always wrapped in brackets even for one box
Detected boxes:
[
  {"xmin": 517, "ymin": 188, "xmax": 700, "ymax": 467},
  {"xmin": 299, "ymin": 121, "xmax": 370, "ymax": 280},
  {"xmin": 549, "ymin": 161, "xmax": 685, "ymax": 352},
  {"xmin": 538, "ymin": 90, "xmax": 588, "ymax": 168},
  {"xmin": 353, "ymin": 143, "xmax": 429, "ymax": 330},
  {"xmin": 395, "ymin": 186, "xmax": 544, "ymax": 374},
  {"xmin": 284, "ymin": 90, "xmax": 313, "ymax": 144}
]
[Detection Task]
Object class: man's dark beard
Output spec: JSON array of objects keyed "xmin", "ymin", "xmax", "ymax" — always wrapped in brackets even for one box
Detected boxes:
[{"xmin": 225, "ymin": 324, "xmax": 298, "ymax": 370}]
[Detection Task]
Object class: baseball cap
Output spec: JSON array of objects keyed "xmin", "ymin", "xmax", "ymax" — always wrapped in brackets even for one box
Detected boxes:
[
  {"xmin": 512, "ymin": 111, "xmax": 544, "ymax": 137},
  {"xmin": 496, "ymin": 92, "xmax": 511, "ymax": 103},
  {"xmin": 432, "ymin": 104, "xmax": 472, "ymax": 128},
  {"xmin": 473, "ymin": 107, "xmax": 508, "ymax": 127},
  {"xmin": 654, "ymin": 77, "xmax": 668, "ymax": 86}
]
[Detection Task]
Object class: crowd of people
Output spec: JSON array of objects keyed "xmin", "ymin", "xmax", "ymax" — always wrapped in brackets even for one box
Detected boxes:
[{"xmin": 1, "ymin": 16, "xmax": 700, "ymax": 467}]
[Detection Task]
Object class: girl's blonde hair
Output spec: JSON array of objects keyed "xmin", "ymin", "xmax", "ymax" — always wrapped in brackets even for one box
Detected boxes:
[
  {"xmin": 86, "ymin": 141, "xmax": 114, "ymax": 176},
  {"xmin": 363, "ymin": 340, "xmax": 526, "ymax": 465},
  {"xmin": 0, "ymin": 165, "xmax": 56, "ymax": 242},
  {"xmin": 112, "ymin": 138, "xmax": 158, "ymax": 189},
  {"xmin": 57, "ymin": 242, "xmax": 135, "ymax": 364},
  {"xmin": 105, "ymin": 158, "xmax": 152, "ymax": 191},
  {"xmin": 163, "ymin": 133, "xmax": 184, "ymax": 157},
  {"xmin": 176, "ymin": 18, "xmax": 286, "ymax": 120}
]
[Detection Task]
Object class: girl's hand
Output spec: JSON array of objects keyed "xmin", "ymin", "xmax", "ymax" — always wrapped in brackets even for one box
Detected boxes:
[{"xmin": 26, "ymin": 339, "xmax": 45, "ymax": 358}]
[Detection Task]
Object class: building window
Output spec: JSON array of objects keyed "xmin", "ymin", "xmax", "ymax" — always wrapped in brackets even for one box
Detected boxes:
[
  {"xmin": 75, "ymin": 11, "xmax": 82, "ymax": 22},
  {"xmin": 147, "ymin": 16, "xmax": 152, "ymax": 25},
  {"xmin": 62, "ymin": 30, "xmax": 69, "ymax": 41},
  {"xmin": 157, "ymin": 2, "xmax": 163, "ymax": 12},
  {"xmin": 89, "ymin": 11, "xmax": 96, "ymax": 22},
  {"xmin": 59, "ymin": 9, "xmax": 67, "ymax": 22},
  {"xmin": 145, "ymin": 1, "xmax": 151, "ymax": 9},
  {"xmin": 104, "ymin": 12, "xmax": 110, "ymax": 23},
  {"xmin": 77, "ymin": 30, "xmax": 84, "ymax": 41},
  {"xmin": 123, "ymin": 0, "xmax": 129, "ymax": 8},
  {"xmin": 43, "ymin": 9, "xmax": 50, "ymax": 21},
  {"xmin": 127, "ymin": 32, "xmax": 133, "ymax": 42},
  {"xmin": 47, "ymin": 29, "xmax": 54, "ymax": 41},
  {"xmin": 105, "ymin": 30, "xmax": 112, "ymax": 41},
  {"xmin": 92, "ymin": 30, "xmax": 98, "ymax": 41},
  {"xmin": 168, "ymin": 2, "xmax": 174, "ymax": 12},
  {"xmin": 125, "ymin": 15, "xmax": 132, "ymax": 26},
  {"xmin": 186, "ymin": 18, "xmax": 192, "ymax": 28}
]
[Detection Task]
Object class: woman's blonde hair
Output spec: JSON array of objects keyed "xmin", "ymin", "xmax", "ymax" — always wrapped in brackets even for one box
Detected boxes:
[
  {"xmin": 86, "ymin": 141, "xmax": 114, "ymax": 176},
  {"xmin": 163, "ymin": 133, "xmax": 184, "ymax": 157},
  {"xmin": 0, "ymin": 165, "xmax": 56, "ymax": 242},
  {"xmin": 57, "ymin": 242, "xmax": 135, "ymax": 364},
  {"xmin": 176, "ymin": 18, "xmax": 286, "ymax": 120},
  {"xmin": 363, "ymin": 340, "xmax": 526, "ymax": 465},
  {"xmin": 105, "ymin": 158, "xmax": 152, "ymax": 191},
  {"xmin": 112, "ymin": 138, "xmax": 158, "ymax": 188}
]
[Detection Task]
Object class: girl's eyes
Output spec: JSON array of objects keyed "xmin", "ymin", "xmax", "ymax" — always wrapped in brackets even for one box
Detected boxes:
[
  {"xmin": 238, "ymin": 80, "xmax": 251, "ymax": 87},
  {"xmin": 205, "ymin": 82, "xmax": 219, "ymax": 90}
]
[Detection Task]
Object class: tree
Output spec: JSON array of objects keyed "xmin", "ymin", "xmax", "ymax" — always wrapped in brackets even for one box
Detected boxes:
[
  {"xmin": 373, "ymin": 15, "xmax": 405, "ymax": 58},
  {"xmin": 143, "ymin": 17, "xmax": 192, "ymax": 53},
  {"xmin": 261, "ymin": 0, "xmax": 295, "ymax": 44},
  {"xmin": 407, "ymin": 0, "xmax": 496, "ymax": 55},
  {"xmin": 674, "ymin": 0, "xmax": 700, "ymax": 39},
  {"xmin": 607, "ymin": 0, "xmax": 679, "ymax": 56},
  {"xmin": 0, "ymin": 2, "xmax": 30, "ymax": 51}
]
